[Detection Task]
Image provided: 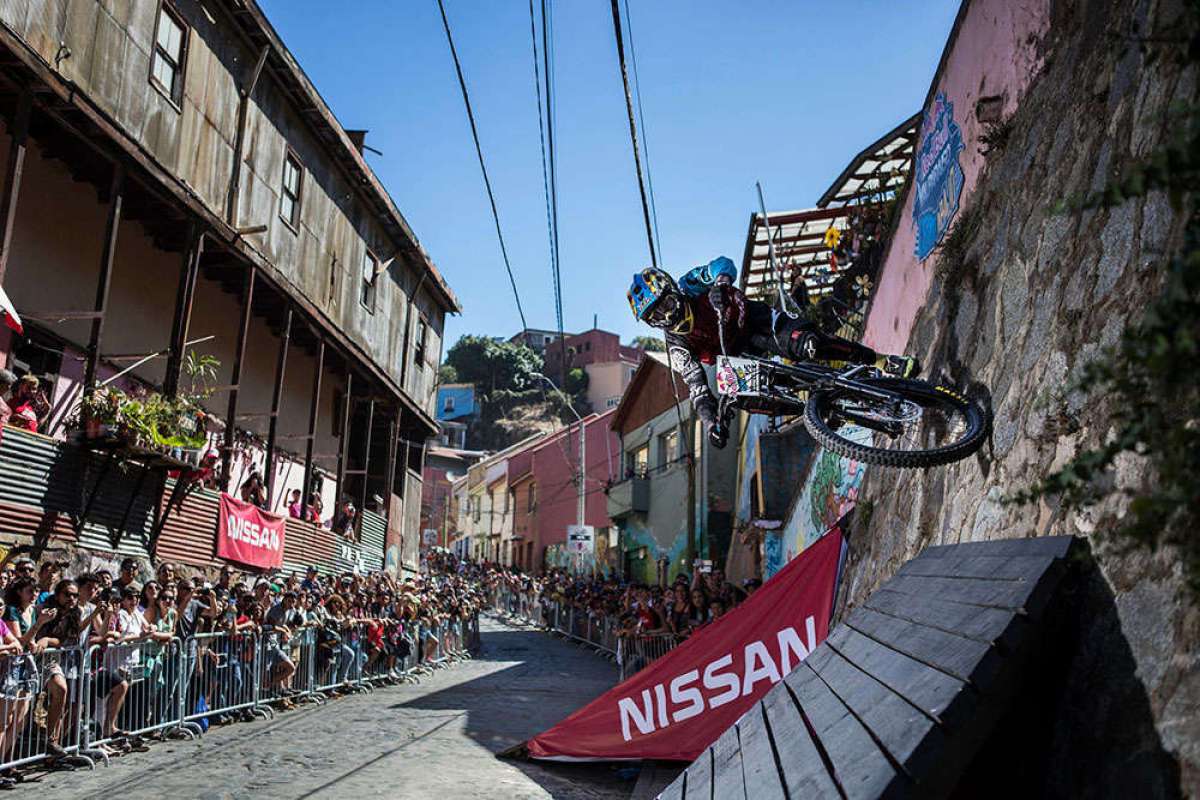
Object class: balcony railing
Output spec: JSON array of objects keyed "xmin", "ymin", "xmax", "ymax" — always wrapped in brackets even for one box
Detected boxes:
[{"xmin": 607, "ymin": 476, "xmax": 649, "ymax": 517}]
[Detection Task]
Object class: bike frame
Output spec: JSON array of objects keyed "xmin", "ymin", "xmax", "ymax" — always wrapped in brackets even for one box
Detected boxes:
[{"xmin": 716, "ymin": 355, "xmax": 910, "ymax": 436}]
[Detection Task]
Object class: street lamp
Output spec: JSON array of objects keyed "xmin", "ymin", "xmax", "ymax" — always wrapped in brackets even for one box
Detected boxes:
[{"xmin": 533, "ymin": 372, "xmax": 586, "ymax": 531}]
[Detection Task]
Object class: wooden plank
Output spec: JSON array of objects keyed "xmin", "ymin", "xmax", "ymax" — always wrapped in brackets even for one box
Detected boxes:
[
  {"xmin": 735, "ymin": 704, "xmax": 788, "ymax": 800},
  {"xmin": 864, "ymin": 586, "xmax": 1031, "ymax": 652},
  {"xmin": 655, "ymin": 772, "xmax": 685, "ymax": 800},
  {"xmin": 807, "ymin": 643, "xmax": 948, "ymax": 780},
  {"xmin": 710, "ymin": 726, "xmax": 747, "ymax": 800},
  {"xmin": 898, "ymin": 553, "xmax": 1056, "ymax": 582},
  {"xmin": 826, "ymin": 625, "xmax": 973, "ymax": 728},
  {"xmin": 759, "ymin": 685, "xmax": 841, "ymax": 798},
  {"xmin": 874, "ymin": 573, "xmax": 1037, "ymax": 611},
  {"xmin": 845, "ymin": 607, "xmax": 1001, "ymax": 689},
  {"xmin": 783, "ymin": 665, "xmax": 904, "ymax": 799},
  {"xmin": 920, "ymin": 536, "xmax": 1074, "ymax": 560},
  {"xmin": 682, "ymin": 747, "xmax": 712, "ymax": 800}
]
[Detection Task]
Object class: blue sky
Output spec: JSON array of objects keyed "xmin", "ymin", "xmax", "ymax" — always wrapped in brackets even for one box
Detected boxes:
[{"xmin": 258, "ymin": 0, "xmax": 960, "ymax": 352}]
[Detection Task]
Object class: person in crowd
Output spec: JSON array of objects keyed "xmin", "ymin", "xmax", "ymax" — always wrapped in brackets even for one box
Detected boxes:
[
  {"xmin": 0, "ymin": 589, "xmax": 26, "ymax": 787},
  {"xmin": 239, "ymin": 468, "xmax": 267, "ymax": 508},
  {"xmin": 308, "ymin": 492, "xmax": 324, "ymax": 525},
  {"xmin": 7, "ymin": 375, "xmax": 42, "ymax": 433},
  {"xmin": 36, "ymin": 560, "xmax": 62, "ymax": 605},
  {"xmin": 0, "ymin": 369, "xmax": 16, "ymax": 442},
  {"xmin": 331, "ymin": 497, "xmax": 357, "ymax": 539},
  {"xmin": 115, "ymin": 558, "xmax": 141, "ymax": 595},
  {"xmin": 287, "ymin": 490, "xmax": 304, "ymax": 519},
  {"xmin": 262, "ymin": 591, "xmax": 299, "ymax": 706}
]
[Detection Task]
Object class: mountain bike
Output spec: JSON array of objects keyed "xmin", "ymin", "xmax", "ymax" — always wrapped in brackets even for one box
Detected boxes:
[{"xmin": 714, "ymin": 355, "xmax": 990, "ymax": 468}]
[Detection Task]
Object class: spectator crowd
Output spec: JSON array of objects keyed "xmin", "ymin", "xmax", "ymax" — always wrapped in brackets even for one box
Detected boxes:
[
  {"xmin": 431, "ymin": 551, "xmax": 761, "ymax": 642},
  {"xmin": 0, "ymin": 546, "xmax": 483, "ymax": 786}
]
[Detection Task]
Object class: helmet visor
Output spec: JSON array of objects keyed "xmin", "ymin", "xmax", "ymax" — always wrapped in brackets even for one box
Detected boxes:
[{"xmin": 643, "ymin": 293, "xmax": 681, "ymax": 328}]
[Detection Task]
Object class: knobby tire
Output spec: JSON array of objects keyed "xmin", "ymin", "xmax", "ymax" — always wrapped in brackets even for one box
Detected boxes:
[{"xmin": 803, "ymin": 377, "xmax": 990, "ymax": 468}]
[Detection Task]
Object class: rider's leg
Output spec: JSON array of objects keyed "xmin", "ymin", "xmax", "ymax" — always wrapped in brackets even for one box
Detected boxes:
[{"xmin": 757, "ymin": 312, "xmax": 920, "ymax": 377}]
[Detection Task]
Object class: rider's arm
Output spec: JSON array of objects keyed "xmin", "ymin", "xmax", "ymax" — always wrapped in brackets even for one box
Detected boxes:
[
  {"xmin": 666, "ymin": 332, "xmax": 717, "ymax": 426},
  {"xmin": 677, "ymin": 256, "xmax": 737, "ymax": 297}
]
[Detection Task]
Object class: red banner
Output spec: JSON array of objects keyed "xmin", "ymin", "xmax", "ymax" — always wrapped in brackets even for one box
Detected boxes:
[
  {"xmin": 526, "ymin": 528, "xmax": 843, "ymax": 762},
  {"xmin": 217, "ymin": 493, "xmax": 285, "ymax": 570}
]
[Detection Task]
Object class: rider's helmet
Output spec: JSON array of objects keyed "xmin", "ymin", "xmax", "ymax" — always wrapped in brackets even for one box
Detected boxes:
[{"xmin": 627, "ymin": 268, "xmax": 685, "ymax": 329}]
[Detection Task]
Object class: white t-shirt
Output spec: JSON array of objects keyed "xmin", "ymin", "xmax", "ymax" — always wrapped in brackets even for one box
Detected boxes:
[{"xmin": 106, "ymin": 607, "xmax": 147, "ymax": 672}]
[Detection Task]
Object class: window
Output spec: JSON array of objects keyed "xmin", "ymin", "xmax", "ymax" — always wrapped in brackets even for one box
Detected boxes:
[
  {"xmin": 360, "ymin": 250, "xmax": 378, "ymax": 312},
  {"xmin": 606, "ymin": 397, "xmax": 620, "ymax": 409},
  {"xmin": 280, "ymin": 150, "xmax": 303, "ymax": 230},
  {"xmin": 584, "ymin": 342, "xmax": 591, "ymax": 351},
  {"xmin": 443, "ymin": 395, "xmax": 455, "ymax": 413},
  {"xmin": 627, "ymin": 444, "xmax": 649, "ymax": 478},
  {"xmin": 413, "ymin": 318, "xmax": 428, "ymax": 370},
  {"xmin": 150, "ymin": 4, "xmax": 187, "ymax": 106},
  {"xmin": 527, "ymin": 483, "xmax": 536, "ymax": 510},
  {"xmin": 658, "ymin": 429, "xmax": 679, "ymax": 468}
]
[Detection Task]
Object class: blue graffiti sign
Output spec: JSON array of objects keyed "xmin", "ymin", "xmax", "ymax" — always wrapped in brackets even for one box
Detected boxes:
[{"xmin": 912, "ymin": 93, "xmax": 965, "ymax": 261}]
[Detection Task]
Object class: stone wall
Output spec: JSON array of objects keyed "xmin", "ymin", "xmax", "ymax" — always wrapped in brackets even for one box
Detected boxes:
[{"xmin": 837, "ymin": 0, "xmax": 1197, "ymax": 794}]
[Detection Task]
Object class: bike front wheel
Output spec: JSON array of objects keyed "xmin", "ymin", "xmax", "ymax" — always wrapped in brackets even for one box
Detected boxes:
[{"xmin": 804, "ymin": 377, "xmax": 989, "ymax": 468}]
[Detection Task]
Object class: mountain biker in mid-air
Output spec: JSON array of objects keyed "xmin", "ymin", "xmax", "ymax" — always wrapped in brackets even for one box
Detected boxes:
[{"xmin": 627, "ymin": 256, "xmax": 919, "ymax": 449}]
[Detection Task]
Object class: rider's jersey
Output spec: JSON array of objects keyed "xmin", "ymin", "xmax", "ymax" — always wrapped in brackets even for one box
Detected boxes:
[{"xmin": 664, "ymin": 257, "xmax": 746, "ymax": 424}]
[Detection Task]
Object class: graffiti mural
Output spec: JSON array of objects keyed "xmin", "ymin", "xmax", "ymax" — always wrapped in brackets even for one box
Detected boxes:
[
  {"xmin": 762, "ymin": 529, "xmax": 784, "ymax": 579},
  {"xmin": 776, "ymin": 426, "xmax": 871, "ymax": 567},
  {"xmin": 912, "ymin": 92, "xmax": 965, "ymax": 260}
]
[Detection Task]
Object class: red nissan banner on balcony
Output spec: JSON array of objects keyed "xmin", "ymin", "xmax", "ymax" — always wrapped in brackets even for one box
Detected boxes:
[
  {"xmin": 217, "ymin": 493, "xmax": 285, "ymax": 570},
  {"xmin": 525, "ymin": 527, "xmax": 844, "ymax": 763}
]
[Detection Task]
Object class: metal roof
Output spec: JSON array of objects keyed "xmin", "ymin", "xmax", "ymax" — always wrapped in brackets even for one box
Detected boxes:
[{"xmin": 738, "ymin": 115, "xmax": 918, "ymax": 303}]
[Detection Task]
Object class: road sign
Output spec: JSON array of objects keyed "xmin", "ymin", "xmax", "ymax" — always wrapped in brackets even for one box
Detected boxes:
[{"xmin": 566, "ymin": 525, "xmax": 594, "ymax": 554}]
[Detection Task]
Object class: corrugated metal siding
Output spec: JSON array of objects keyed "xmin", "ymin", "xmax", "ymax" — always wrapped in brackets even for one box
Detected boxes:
[
  {"xmin": 359, "ymin": 510, "xmax": 386, "ymax": 572},
  {"xmin": 155, "ymin": 482, "xmax": 221, "ymax": 569},
  {"xmin": 0, "ymin": 429, "xmax": 155, "ymax": 559},
  {"xmin": 282, "ymin": 518, "xmax": 337, "ymax": 577}
]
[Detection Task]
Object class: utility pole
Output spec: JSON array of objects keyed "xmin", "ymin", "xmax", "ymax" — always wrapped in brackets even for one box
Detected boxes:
[{"xmin": 534, "ymin": 372, "xmax": 587, "ymax": 573}]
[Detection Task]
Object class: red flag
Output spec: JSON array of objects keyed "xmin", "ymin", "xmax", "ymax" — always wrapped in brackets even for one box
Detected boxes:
[
  {"xmin": 217, "ymin": 493, "xmax": 285, "ymax": 570},
  {"xmin": 526, "ymin": 528, "xmax": 843, "ymax": 762}
]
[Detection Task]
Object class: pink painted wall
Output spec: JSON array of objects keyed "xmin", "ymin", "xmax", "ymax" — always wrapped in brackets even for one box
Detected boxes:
[
  {"xmin": 529, "ymin": 409, "xmax": 620, "ymax": 565},
  {"xmin": 864, "ymin": 0, "xmax": 1050, "ymax": 355}
]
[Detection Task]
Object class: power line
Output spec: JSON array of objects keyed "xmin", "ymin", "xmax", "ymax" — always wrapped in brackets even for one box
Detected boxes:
[
  {"xmin": 608, "ymin": 0, "xmax": 658, "ymax": 270},
  {"xmin": 436, "ymin": 0, "xmax": 528, "ymax": 331},
  {"xmin": 621, "ymin": 0, "xmax": 663, "ymax": 263},
  {"xmin": 528, "ymin": 0, "xmax": 561, "ymax": 343},
  {"xmin": 541, "ymin": 0, "xmax": 567, "ymax": 388}
]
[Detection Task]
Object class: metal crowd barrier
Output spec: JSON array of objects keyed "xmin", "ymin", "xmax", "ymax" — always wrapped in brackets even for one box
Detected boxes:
[
  {"xmin": 0, "ymin": 611, "xmax": 482, "ymax": 776},
  {"xmin": 488, "ymin": 588, "xmax": 681, "ymax": 682}
]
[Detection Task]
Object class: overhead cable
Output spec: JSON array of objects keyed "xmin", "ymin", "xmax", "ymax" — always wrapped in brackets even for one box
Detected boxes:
[{"xmin": 436, "ymin": 0, "xmax": 528, "ymax": 330}]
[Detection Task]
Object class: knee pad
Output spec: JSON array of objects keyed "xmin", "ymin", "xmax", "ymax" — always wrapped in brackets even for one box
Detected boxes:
[{"xmin": 788, "ymin": 330, "xmax": 819, "ymax": 361}]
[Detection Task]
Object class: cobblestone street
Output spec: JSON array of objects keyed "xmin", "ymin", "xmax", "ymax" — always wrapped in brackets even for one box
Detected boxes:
[{"xmin": 30, "ymin": 616, "xmax": 633, "ymax": 800}]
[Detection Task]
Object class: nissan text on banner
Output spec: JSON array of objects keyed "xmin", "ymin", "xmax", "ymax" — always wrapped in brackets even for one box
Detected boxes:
[
  {"xmin": 217, "ymin": 493, "xmax": 285, "ymax": 570},
  {"xmin": 525, "ymin": 528, "xmax": 843, "ymax": 762}
]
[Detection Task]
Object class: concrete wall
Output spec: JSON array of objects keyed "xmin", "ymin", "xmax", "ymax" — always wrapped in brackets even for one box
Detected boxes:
[
  {"xmin": 584, "ymin": 360, "xmax": 636, "ymax": 412},
  {"xmin": 863, "ymin": 0, "xmax": 1050, "ymax": 357},
  {"xmin": 614, "ymin": 405, "xmax": 691, "ymax": 585}
]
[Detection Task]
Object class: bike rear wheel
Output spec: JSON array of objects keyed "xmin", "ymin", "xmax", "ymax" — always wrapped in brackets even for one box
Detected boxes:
[{"xmin": 804, "ymin": 378, "xmax": 989, "ymax": 468}]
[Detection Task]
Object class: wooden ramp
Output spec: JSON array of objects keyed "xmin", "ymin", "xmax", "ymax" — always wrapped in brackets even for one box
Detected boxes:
[{"xmin": 658, "ymin": 536, "xmax": 1078, "ymax": 800}]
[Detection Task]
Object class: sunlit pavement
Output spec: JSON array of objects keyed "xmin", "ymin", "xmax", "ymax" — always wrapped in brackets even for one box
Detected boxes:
[{"xmin": 31, "ymin": 615, "xmax": 634, "ymax": 799}]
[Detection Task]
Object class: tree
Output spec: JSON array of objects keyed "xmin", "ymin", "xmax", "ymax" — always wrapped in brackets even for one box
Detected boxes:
[
  {"xmin": 442, "ymin": 335, "xmax": 543, "ymax": 394},
  {"xmin": 437, "ymin": 363, "xmax": 458, "ymax": 385},
  {"xmin": 565, "ymin": 367, "xmax": 589, "ymax": 396},
  {"xmin": 631, "ymin": 335, "xmax": 666, "ymax": 352}
]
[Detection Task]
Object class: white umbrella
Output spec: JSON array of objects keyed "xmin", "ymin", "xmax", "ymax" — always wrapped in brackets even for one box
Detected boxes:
[{"xmin": 0, "ymin": 285, "xmax": 22, "ymax": 334}]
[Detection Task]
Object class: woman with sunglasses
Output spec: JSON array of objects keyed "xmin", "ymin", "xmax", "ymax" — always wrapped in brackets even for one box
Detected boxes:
[
  {"xmin": 141, "ymin": 584, "xmax": 178, "ymax": 733},
  {"xmin": 0, "ymin": 593, "xmax": 25, "ymax": 786},
  {"xmin": 1, "ymin": 577, "xmax": 53, "ymax": 768}
]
